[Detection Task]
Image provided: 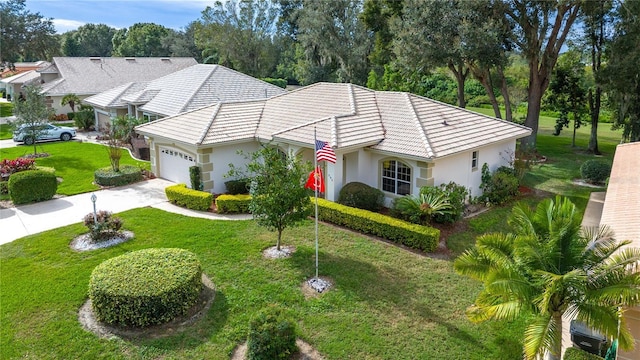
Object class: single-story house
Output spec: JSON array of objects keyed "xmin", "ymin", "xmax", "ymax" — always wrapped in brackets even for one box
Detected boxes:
[
  {"xmin": 1, "ymin": 61, "xmax": 50, "ymax": 100},
  {"xmin": 83, "ymin": 64, "xmax": 287, "ymax": 131},
  {"xmin": 1, "ymin": 70, "xmax": 42, "ymax": 101},
  {"xmin": 37, "ymin": 57, "xmax": 197, "ymax": 114},
  {"xmin": 135, "ymin": 82, "xmax": 532, "ymax": 204}
]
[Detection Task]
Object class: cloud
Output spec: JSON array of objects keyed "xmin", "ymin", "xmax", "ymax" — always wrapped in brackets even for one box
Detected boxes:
[{"xmin": 52, "ymin": 19, "xmax": 86, "ymax": 33}]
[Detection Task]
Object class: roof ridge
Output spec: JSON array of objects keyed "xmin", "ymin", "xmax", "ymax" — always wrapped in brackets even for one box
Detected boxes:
[
  {"xmin": 347, "ymin": 83, "xmax": 356, "ymax": 115},
  {"xmin": 405, "ymin": 93, "xmax": 435, "ymax": 159},
  {"xmin": 330, "ymin": 116, "xmax": 338, "ymax": 148},
  {"xmin": 197, "ymin": 103, "xmax": 222, "ymax": 146},
  {"xmin": 271, "ymin": 116, "xmax": 333, "ymax": 138},
  {"xmin": 180, "ymin": 65, "xmax": 219, "ymax": 113}
]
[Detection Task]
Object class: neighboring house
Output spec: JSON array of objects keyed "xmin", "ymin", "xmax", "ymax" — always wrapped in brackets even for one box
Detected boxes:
[
  {"xmin": 1, "ymin": 70, "xmax": 42, "ymax": 101},
  {"xmin": 135, "ymin": 82, "xmax": 531, "ymax": 204},
  {"xmin": 561, "ymin": 142, "xmax": 640, "ymax": 359},
  {"xmin": 83, "ymin": 64, "xmax": 286, "ymax": 131},
  {"xmin": 0, "ymin": 61, "xmax": 49, "ymax": 98},
  {"xmin": 37, "ymin": 57, "xmax": 197, "ymax": 114}
]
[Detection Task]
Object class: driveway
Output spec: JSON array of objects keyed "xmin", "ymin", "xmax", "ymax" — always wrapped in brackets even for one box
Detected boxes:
[{"xmin": 0, "ymin": 178, "xmax": 251, "ymax": 245}]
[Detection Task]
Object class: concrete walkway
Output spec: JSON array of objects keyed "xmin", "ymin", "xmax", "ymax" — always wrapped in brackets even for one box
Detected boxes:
[{"xmin": 0, "ymin": 178, "xmax": 251, "ymax": 245}]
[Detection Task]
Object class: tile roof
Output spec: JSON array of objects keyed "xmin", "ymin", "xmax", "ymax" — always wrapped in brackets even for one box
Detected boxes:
[
  {"xmin": 0, "ymin": 70, "xmax": 41, "ymax": 85},
  {"xmin": 38, "ymin": 57, "xmax": 197, "ymax": 96},
  {"xmin": 84, "ymin": 64, "xmax": 285, "ymax": 116},
  {"xmin": 83, "ymin": 82, "xmax": 149, "ymax": 108},
  {"xmin": 599, "ymin": 143, "xmax": 640, "ymax": 247},
  {"xmin": 136, "ymin": 82, "xmax": 531, "ymax": 159}
]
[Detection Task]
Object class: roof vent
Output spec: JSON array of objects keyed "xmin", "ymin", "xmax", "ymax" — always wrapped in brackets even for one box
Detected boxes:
[
  {"xmin": 125, "ymin": 58, "xmax": 136, "ymax": 61},
  {"xmin": 160, "ymin": 58, "xmax": 171, "ymax": 62},
  {"xmin": 89, "ymin": 57, "xmax": 101, "ymax": 62},
  {"xmin": 442, "ymin": 120, "xmax": 449, "ymax": 126}
]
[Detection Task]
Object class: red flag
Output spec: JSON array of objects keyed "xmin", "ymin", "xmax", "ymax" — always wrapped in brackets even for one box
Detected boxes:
[{"xmin": 305, "ymin": 166, "xmax": 325, "ymax": 192}]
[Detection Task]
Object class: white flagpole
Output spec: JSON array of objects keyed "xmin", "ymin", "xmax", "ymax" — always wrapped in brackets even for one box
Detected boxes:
[{"xmin": 314, "ymin": 127, "xmax": 319, "ymax": 279}]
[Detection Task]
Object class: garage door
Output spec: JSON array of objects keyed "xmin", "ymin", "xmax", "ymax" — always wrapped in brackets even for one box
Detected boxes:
[{"xmin": 159, "ymin": 147, "xmax": 196, "ymax": 187}]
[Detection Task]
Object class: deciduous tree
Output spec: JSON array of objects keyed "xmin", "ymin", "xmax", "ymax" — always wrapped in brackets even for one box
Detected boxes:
[
  {"xmin": 12, "ymin": 84, "xmax": 54, "ymax": 155},
  {"xmin": 112, "ymin": 23, "xmax": 171, "ymax": 57}
]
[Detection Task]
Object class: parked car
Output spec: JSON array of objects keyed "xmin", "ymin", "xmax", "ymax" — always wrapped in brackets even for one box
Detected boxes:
[{"xmin": 13, "ymin": 123, "xmax": 76, "ymax": 145}]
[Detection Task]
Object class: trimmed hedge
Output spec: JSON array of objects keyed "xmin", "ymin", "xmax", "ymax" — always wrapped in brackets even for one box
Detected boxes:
[
  {"xmin": 247, "ymin": 306, "xmax": 297, "ymax": 360},
  {"xmin": 216, "ymin": 194, "xmax": 251, "ymax": 214},
  {"xmin": 165, "ymin": 183, "xmax": 213, "ymax": 211},
  {"xmin": 89, "ymin": 248, "xmax": 202, "ymax": 327},
  {"xmin": 563, "ymin": 347, "xmax": 604, "ymax": 360},
  {"xmin": 94, "ymin": 165, "xmax": 142, "ymax": 187},
  {"xmin": 580, "ymin": 160, "xmax": 611, "ymax": 185},
  {"xmin": 225, "ymin": 178, "xmax": 250, "ymax": 195},
  {"xmin": 315, "ymin": 198, "xmax": 440, "ymax": 252},
  {"xmin": 338, "ymin": 182, "xmax": 385, "ymax": 212},
  {"xmin": 8, "ymin": 170, "xmax": 57, "ymax": 205}
]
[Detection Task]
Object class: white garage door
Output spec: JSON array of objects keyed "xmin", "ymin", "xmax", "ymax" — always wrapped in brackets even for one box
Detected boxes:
[{"xmin": 159, "ymin": 147, "xmax": 196, "ymax": 187}]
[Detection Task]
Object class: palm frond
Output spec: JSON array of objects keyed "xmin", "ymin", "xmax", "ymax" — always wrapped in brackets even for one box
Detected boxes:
[{"xmin": 523, "ymin": 313, "xmax": 557, "ymax": 360}]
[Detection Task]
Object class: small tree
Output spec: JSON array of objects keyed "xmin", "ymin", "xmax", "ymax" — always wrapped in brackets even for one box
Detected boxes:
[
  {"xmin": 230, "ymin": 145, "xmax": 312, "ymax": 251},
  {"xmin": 12, "ymin": 84, "xmax": 53, "ymax": 155},
  {"xmin": 61, "ymin": 93, "xmax": 81, "ymax": 113}
]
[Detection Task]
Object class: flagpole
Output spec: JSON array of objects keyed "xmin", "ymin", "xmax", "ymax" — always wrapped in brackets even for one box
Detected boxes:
[{"xmin": 314, "ymin": 127, "xmax": 319, "ymax": 279}]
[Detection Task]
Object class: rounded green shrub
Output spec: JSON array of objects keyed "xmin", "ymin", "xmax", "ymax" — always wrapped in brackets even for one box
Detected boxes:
[
  {"xmin": 338, "ymin": 181, "xmax": 385, "ymax": 212},
  {"xmin": 8, "ymin": 170, "xmax": 57, "ymax": 205},
  {"xmin": 563, "ymin": 347, "xmax": 604, "ymax": 360},
  {"xmin": 580, "ymin": 160, "xmax": 611, "ymax": 184},
  {"xmin": 89, "ymin": 248, "xmax": 202, "ymax": 327},
  {"xmin": 247, "ymin": 306, "xmax": 297, "ymax": 360},
  {"xmin": 94, "ymin": 165, "xmax": 142, "ymax": 187},
  {"xmin": 225, "ymin": 178, "xmax": 250, "ymax": 195}
]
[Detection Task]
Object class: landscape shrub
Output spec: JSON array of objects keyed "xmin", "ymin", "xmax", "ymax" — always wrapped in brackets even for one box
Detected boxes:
[
  {"xmin": 580, "ymin": 160, "xmax": 611, "ymax": 184},
  {"xmin": 83, "ymin": 210, "xmax": 123, "ymax": 241},
  {"xmin": 562, "ymin": 347, "xmax": 604, "ymax": 360},
  {"xmin": 420, "ymin": 182, "xmax": 468, "ymax": 223},
  {"xmin": 94, "ymin": 165, "xmax": 142, "ymax": 187},
  {"xmin": 89, "ymin": 248, "xmax": 202, "ymax": 327},
  {"xmin": 0, "ymin": 181, "xmax": 7, "ymax": 195},
  {"xmin": 392, "ymin": 192, "xmax": 453, "ymax": 225},
  {"xmin": 216, "ymin": 194, "xmax": 251, "ymax": 214},
  {"xmin": 49, "ymin": 113, "xmax": 68, "ymax": 121},
  {"xmin": 0, "ymin": 157, "xmax": 36, "ymax": 180},
  {"xmin": 480, "ymin": 163, "xmax": 519, "ymax": 205},
  {"xmin": 260, "ymin": 77, "xmax": 288, "ymax": 89},
  {"xmin": 189, "ymin": 166, "xmax": 203, "ymax": 191},
  {"xmin": 74, "ymin": 109, "xmax": 94, "ymax": 131},
  {"xmin": 66, "ymin": 112, "xmax": 75, "ymax": 120},
  {"xmin": 8, "ymin": 170, "xmax": 57, "ymax": 205},
  {"xmin": 316, "ymin": 198, "xmax": 440, "ymax": 252},
  {"xmin": 337, "ymin": 182, "xmax": 385, "ymax": 212},
  {"xmin": 225, "ymin": 178, "xmax": 250, "ymax": 195},
  {"xmin": 247, "ymin": 306, "xmax": 297, "ymax": 360},
  {"xmin": 165, "ymin": 183, "xmax": 213, "ymax": 211}
]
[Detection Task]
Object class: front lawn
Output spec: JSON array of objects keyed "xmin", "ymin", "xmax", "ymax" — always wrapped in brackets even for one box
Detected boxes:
[
  {"xmin": 0, "ymin": 208, "xmax": 526, "ymax": 359},
  {"xmin": 0, "ymin": 142, "xmax": 148, "ymax": 195},
  {"xmin": 0, "ymin": 101, "xmax": 13, "ymax": 117},
  {"xmin": 0, "ymin": 124, "xmax": 12, "ymax": 140}
]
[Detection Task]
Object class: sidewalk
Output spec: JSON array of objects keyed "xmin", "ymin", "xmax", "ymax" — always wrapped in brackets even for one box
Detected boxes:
[{"xmin": 0, "ymin": 178, "xmax": 251, "ymax": 245}]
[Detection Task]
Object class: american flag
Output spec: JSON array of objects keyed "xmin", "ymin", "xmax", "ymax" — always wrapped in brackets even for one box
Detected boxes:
[{"xmin": 315, "ymin": 140, "xmax": 336, "ymax": 163}]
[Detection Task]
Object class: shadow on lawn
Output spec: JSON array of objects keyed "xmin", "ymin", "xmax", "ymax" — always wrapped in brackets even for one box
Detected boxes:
[
  {"xmin": 128, "ymin": 291, "xmax": 229, "ymax": 351},
  {"xmin": 289, "ymin": 247, "xmax": 493, "ymax": 356}
]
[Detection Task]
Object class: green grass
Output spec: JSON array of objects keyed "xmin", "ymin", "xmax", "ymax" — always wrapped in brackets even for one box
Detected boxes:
[
  {"xmin": 0, "ymin": 123, "xmax": 12, "ymax": 140},
  {"xmin": 0, "ymin": 102, "xmax": 13, "ymax": 117},
  {"xmin": 0, "ymin": 208, "xmax": 526, "ymax": 359},
  {"xmin": 0, "ymin": 142, "xmax": 148, "ymax": 195}
]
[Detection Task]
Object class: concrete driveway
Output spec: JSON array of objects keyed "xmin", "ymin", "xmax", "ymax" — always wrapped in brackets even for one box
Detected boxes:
[{"xmin": 0, "ymin": 178, "xmax": 251, "ymax": 245}]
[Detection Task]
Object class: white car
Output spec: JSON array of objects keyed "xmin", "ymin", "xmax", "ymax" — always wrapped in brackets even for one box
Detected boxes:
[{"xmin": 13, "ymin": 123, "xmax": 77, "ymax": 145}]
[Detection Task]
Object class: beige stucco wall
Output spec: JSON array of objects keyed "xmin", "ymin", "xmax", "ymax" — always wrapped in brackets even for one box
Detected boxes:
[{"xmin": 619, "ymin": 308, "xmax": 640, "ymax": 360}]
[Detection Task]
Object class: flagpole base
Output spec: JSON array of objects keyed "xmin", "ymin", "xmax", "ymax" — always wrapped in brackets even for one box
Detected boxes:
[{"xmin": 307, "ymin": 277, "xmax": 332, "ymax": 293}]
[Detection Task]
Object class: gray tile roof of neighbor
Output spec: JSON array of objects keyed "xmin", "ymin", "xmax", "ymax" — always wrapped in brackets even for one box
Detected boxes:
[
  {"xmin": 39, "ymin": 57, "xmax": 197, "ymax": 96},
  {"xmin": 1, "ymin": 70, "xmax": 41, "ymax": 85},
  {"xmin": 135, "ymin": 82, "xmax": 532, "ymax": 159}
]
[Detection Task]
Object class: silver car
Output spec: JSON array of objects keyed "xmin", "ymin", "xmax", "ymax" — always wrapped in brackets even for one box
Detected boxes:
[{"xmin": 13, "ymin": 123, "xmax": 77, "ymax": 145}]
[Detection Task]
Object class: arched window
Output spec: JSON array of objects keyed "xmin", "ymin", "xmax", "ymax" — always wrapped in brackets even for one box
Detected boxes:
[{"xmin": 381, "ymin": 160, "xmax": 411, "ymax": 195}]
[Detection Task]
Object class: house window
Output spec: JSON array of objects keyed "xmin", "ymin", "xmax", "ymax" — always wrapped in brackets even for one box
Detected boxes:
[
  {"xmin": 381, "ymin": 160, "xmax": 411, "ymax": 195},
  {"xmin": 472, "ymin": 151, "xmax": 479, "ymax": 170}
]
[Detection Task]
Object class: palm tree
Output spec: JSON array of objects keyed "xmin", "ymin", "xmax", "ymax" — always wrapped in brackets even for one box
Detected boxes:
[
  {"xmin": 61, "ymin": 93, "xmax": 81, "ymax": 113},
  {"xmin": 454, "ymin": 196, "xmax": 640, "ymax": 360},
  {"xmin": 394, "ymin": 192, "xmax": 453, "ymax": 224}
]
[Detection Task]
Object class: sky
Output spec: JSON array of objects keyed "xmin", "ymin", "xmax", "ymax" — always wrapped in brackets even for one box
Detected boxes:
[{"xmin": 25, "ymin": 0, "xmax": 214, "ymax": 33}]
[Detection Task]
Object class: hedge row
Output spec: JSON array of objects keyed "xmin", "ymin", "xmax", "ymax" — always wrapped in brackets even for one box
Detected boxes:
[
  {"xmin": 89, "ymin": 248, "xmax": 203, "ymax": 327},
  {"xmin": 216, "ymin": 194, "xmax": 251, "ymax": 214},
  {"xmin": 315, "ymin": 198, "xmax": 440, "ymax": 252},
  {"xmin": 165, "ymin": 183, "xmax": 213, "ymax": 211},
  {"xmin": 94, "ymin": 165, "xmax": 142, "ymax": 187},
  {"xmin": 8, "ymin": 170, "xmax": 58, "ymax": 205},
  {"xmin": 563, "ymin": 347, "xmax": 604, "ymax": 360}
]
